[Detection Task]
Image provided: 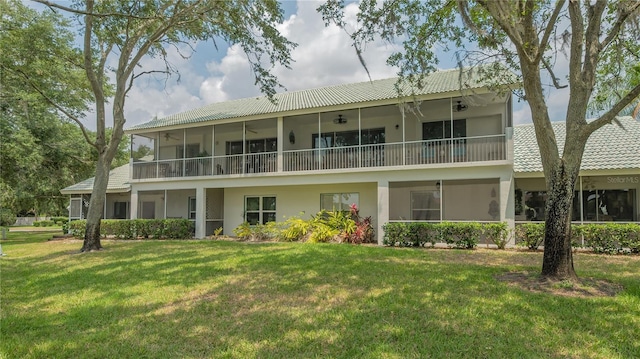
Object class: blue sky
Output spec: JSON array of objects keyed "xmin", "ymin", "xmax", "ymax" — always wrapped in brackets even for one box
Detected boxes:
[{"xmin": 29, "ymin": 1, "xmax": 572, "ymax": 129}]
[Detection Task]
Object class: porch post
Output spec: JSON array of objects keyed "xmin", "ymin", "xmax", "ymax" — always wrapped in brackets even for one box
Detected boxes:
[
  {"xmin": 377, "ymin": 180, "xmax": 389, "ymax": 245},
  {"xmin": 500, "ymin": 174, "xmax": 515, "ymax": 244},
  {"xmin": 195, "ymin": 187, "xmax": 206, "ymax": 239},
  {"xmin": 401, "ymin": 106, "xmax": 406, "ymax": 166},
  {"xmin": 130, "ymin": 189, "xmax": 138, "ymax": 219},
  {"xmin": 277, "ymin": 116, "xmax": 283, "ymax": 172},
  {"xmin": 358, "ymin": 108, "xmax": 362, "ymax": 168}
]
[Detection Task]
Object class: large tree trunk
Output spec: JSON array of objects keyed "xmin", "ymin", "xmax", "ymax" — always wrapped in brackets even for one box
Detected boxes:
[
  {"xmin": 541, "ymin": 162, "xmax": 578, "ymax": 280},
  {"xmin": 81, "ymin": 155, "xmax": 110, "ymax": 252}
]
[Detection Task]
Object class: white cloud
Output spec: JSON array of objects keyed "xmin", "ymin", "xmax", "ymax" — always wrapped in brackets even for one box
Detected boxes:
[{"xmin": 118, "ymin": 0, "xmax": 579, "ymax": 129}]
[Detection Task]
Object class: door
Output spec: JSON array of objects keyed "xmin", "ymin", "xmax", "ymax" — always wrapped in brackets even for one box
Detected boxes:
[{"xmin": 140, "ymin": 201, "xmax": 155, "ymax": 219}]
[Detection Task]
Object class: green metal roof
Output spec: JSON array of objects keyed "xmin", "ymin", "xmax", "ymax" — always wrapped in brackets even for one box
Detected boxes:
[
  {"xmin": 127, "ymin": 65, "xmax": 514, "ymax": 131},
  {"xmin": 514, "ymin": 116, "xmax": 640, "ymax": 173},
  {"xmin": 60, "ymin": 163, "xmax": 130, "ymax": 195}
]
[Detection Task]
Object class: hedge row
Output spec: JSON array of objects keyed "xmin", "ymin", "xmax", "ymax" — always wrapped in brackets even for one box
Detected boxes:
[
  {"xmin": 516, "ymin": 222, "xmax": 640, "ymax": 254},
  {"xmin": 383, "ymin": 222, "xmax": 509, "ymax": 249},
  {"xmin": 68, "ymin": 219, "xmax": 194, "ymax": 240}
]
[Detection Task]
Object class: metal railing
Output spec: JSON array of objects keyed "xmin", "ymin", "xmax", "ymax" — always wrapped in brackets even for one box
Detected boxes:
[{"xmin": 132, "ymin": 134, "xmax": 506, "ymax": 179}]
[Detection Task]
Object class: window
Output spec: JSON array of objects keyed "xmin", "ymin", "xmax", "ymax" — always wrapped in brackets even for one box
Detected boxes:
[
  {"xmin": 188, "ymin": 197, "xmax": 196, "ymax": 220},
  {"xmin": 176, "ymin": 144, "xmax": 201, "ymax": 158},
  {"xmin": 227, "ymin": 138, "xmax": 277, "ymax": 155},
  {"xmin": 574, "ymin": 189, "xmax": 636, "ymax": 222},
  {"xmin": 245, "ymin": 196, "xmax": 276, "ymax": 225},
  {"xmin": 320, "ymin": 193, "xmax": 359, "ymax": 212},
  {"xmin": 411, "ymin": 191, "xmax": 440, "ymax": 220},
  {"xmin": 422, "ymin": 119, "xmax": 466, "ymax": 140},
  {"xmin": 312, "ymin": 128, "xmax": 385, "ymax": 148},
  {"xmin": 113, "ymin": 201, "xmax": 128, "ymax": 219}
]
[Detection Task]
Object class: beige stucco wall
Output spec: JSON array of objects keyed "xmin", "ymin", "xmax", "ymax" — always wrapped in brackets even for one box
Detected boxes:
[{"xmin": 223, "ymin": 182, "xmax": 378, "ymax": 236}]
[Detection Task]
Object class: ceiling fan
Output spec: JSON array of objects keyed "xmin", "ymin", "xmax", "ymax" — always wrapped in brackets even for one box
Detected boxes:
[
  {"xmin": 453, "ymin": 101, "xmax": 468, "ymax": 112},
  {"xmin": 333, "ymin": 114, "xmax": 347, "ymax": 124},
  {"xmin": 164, "ymin": 133, "xmax": 180, "ymax": 141}
]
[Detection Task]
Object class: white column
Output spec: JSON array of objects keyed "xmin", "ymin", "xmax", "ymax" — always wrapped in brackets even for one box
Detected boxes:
[
  {"xmin": 130, "ymin": 189, "xmax": 138, "ymax": 219},
  {"xmin": 277, "ymin": 116, "xmax": 283, "ymax": 172},
  {"xmin": 500, "ymin": 174, "xmax": 515, "ymax": 244},
  {"xmin": 377, "ymin": 180, "xmax": 389, "ymax": 245},
  {"xmin": 195, "ymin": 186, "xmax": 206, "ymax": 239}
]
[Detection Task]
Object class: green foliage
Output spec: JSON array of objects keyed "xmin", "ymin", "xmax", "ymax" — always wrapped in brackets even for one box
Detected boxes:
[
  {"xmin": 68, "ymin": 219, "xmax": 194, "ymax": 240},
  {"xmin": 383, "ymin": 222, "xmax": 441, "ymax": 247},
  {"xmin": 440, "ymin": 222, "xmax": 482, "ymax": 249},
  {"xmin": 0, "ymin": 209, "xmax": 17, "ymax": 227},
  {"xmin": 484, "ymin": 222, "xmax": 510, "ymax": 249},
  {"xmin": 514, "ymin": 223, "xmax": 640, "ymax": 255},
  {"xmin": 384, "ymin": 222, "xmax": 494, "ymax": 249},
  {"xmin": 577, "ymin": 223, "xmax": 640, "ymax": 255},
  {"xmin": 232, "ymin": 207, "xmax": 375, "ymax": 244},
  {"xmin": 515, "ymin": 223, "xmax": 545, "ymax": 250},
  {"xmin": 280, "ymin": 216, "xmax": 311, "ymax": 242},
  {"xmin": 33, "ymin": 220, "xmax": 55, "ymax": 227}
]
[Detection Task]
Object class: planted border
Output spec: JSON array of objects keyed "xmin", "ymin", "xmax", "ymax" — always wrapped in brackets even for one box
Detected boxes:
[
  {"xmin": 68, "ymin": 219, "xmax": 194, "ymax": 240},
  {"xmin": 383, "ymin": 222, "xmax": 506, "ymax": 249},
  {"xmin": 514, "ymin": 222, "xmax": 640, "ymax": 254}
]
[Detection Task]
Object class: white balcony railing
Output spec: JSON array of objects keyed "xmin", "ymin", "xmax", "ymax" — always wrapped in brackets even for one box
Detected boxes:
[{"xmin": 132, "ymin": 135, "xmax": 506, "ymax": 180}]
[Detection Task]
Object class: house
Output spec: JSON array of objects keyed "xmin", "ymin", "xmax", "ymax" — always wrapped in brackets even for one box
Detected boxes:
[
  {"xmin": 513, "ymin": 117, "xmax": 640, "ymax": 224},
  {"xmin": 61, "ymin": 66, "xmax": 640, "ymax": 243}
]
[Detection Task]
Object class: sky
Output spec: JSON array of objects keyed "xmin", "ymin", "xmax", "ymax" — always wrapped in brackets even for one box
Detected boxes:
[{"xmin": 32, "ymin": 0, "xmax": 572, "ymax": 130}]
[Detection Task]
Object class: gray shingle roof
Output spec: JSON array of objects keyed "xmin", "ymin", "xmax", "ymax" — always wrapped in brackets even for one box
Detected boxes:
[
  {"xmin": 127, "ymin": 65, "xmax": 514, "ymax": 131},
  {"xmin": 514, "ymin": 116, "xmax": 640, "ymax": 173},
  {"xmin": 60, "ymin": 163, "xmax": 130, "ymax": 194}
]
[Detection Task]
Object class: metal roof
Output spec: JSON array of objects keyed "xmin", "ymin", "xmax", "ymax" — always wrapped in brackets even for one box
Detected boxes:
[
  {"xmin": 514, "ymin": 116, "xmax": 640, "ymax": 173},
  {"xmin": 60, "ymin": 163, "xmax": 130, "ymax": 195},
  {"xmin": 127, "ymin": 65, "xmax": 514, "ymax": 131}
]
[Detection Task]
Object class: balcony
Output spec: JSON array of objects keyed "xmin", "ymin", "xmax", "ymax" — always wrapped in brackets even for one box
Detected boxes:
[{"xmin": 132, "ymin": 134, "xmax": 507, "ymax": 180}]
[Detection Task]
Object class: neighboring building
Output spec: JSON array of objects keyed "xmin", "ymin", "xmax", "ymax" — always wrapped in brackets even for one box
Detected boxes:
[
  {"xmin": 61, "ymin": 66, "xmax": 639, "ymax": 243},
  {"xmin": 61, "ymin": 163, "xmax": 131, "ymax": 220},
  {"xmin": 514, "ymin": 117, "xmax": 640, "ymax": 224}
]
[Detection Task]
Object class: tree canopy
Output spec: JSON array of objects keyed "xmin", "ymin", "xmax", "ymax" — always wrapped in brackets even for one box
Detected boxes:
[
  {"xmin": 0, "ymin": 0, "xmax": 128, "ymax": 216},
  {"xmin": 26, "ymin": 0, "xmax": 296, "ymax": 251}
]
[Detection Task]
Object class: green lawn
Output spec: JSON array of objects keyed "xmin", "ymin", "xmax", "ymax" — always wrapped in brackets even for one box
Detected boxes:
[{"xmin": 1, "ymin": 232, "xmax": 639, "ymax": 359}]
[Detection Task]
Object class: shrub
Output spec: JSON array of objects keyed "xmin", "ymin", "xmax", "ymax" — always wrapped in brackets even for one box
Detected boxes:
[
  {"xmin": 619, "ymin": 224, "xmax": 640, "ymax": 253},
  {"xmin": 33, "ymin": 220, "xmax": 55, "ymax": 227},
  {"xmin": 579, "ymin": 223, "xmax": 639, "ymax": 255},
  {"xmin": 384, "ymin": 222, "xmax": 486, "ymax": 249},
  {"xmin": 51, "ymin": 217, "xmax": 68, "ymax": 225},
  {"xmin": 232, "ymin": 207, "xmax": 375, "ymax": 244},
  {"xmin": 441, "ymin": 222, "xmax": 482, "ymax": 249},
  {"xmin": 484, "ymin": 222, "xmax": 510, "ymax": 249},
  {"xmin": 280, "ymin": 216, "xmax": 310, "ymax": 242},
  {"xmin": 68, "ymin": 219, "xmax": 194, "ymax": 239},
  {"xmin": 515, "ymin": 223, "xmax": 544, "ymax": 250}
]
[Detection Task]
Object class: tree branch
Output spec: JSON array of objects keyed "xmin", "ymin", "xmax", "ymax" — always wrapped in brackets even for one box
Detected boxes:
[
  {"xmin": 542, "ymin": 57, "xmax": 568, "ymax": 89},
  {"xmin": 535, "ymin": 0, "xmax": 566, "ymax": 64},
  {"xmin": 587, "ymin": 82, "xmax": 640, "ymax": 132},
  {"xmin": 600, "ymin": 2, "xmax": 640, "ymax": 51},
  {"xmin": 8, "ymin": 67, "xmax": 97, "ymax": 149},
  {"xmin": 31, "ymin": 0, "xmax": 160, "ymax": 20}
]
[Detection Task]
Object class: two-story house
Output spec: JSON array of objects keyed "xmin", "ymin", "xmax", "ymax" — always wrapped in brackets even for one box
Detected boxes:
[{"xmin": 63, "ymin": 66, "xmax": 517, "ymax": 243}]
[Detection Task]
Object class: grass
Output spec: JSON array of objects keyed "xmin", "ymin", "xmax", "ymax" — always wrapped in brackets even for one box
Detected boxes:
[{"xmin": 1, "ymin": 232, "xmax": 639, "ymax": 359}]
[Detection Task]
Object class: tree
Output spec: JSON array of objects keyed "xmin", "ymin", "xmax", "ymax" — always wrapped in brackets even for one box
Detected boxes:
[
  {"xmin": 319, "ymin": 0, "xmax": 640, "ymax": 280},
  {"xmin": 31, "ymin": 0, "xmax": 296, "ymax": 251},
  {"xmin": 0, "ymin": 0, "xmax": 101, "ymax": 217}
]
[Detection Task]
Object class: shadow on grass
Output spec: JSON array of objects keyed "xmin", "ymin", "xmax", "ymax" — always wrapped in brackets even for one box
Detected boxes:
[{"xmin": 2, "ymin": 240, "xmax": 639, "ymax": 358}]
